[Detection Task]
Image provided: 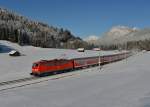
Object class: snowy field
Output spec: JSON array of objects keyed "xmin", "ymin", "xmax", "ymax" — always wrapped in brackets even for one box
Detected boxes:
[
  {"xmin": 0, "ymin": 40, "xmax": 150, "ymax": 107},
  {"xmin": 0, "ymin": 46, "xmax": 149, "ymax": 106},
  {"xmin": 0, "ymin": 40, "xmax": 124, "ymax": 82}
]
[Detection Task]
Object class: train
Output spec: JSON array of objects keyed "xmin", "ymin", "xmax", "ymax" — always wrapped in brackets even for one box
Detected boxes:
[{"xmin": 31, "ymin": 51, "xmax": 132, "ymax": 76}]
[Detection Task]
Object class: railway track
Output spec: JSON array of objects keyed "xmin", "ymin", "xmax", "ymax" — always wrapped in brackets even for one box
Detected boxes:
[
  {"xmin": 0, "ymin": 72, "xmax": 80, "ymax": 92},
  {"xmin": 0, "ymin": 77, "xmax": 39, "ymax": 87},
  {"xmin": 0, "ymin": 66, "xmax": 97, "ymax": 88}
]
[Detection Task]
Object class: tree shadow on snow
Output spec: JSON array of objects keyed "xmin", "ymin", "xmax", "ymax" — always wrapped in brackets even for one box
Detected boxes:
[
  {"xmin": 0, "ymin": 44, "xmax": 14, "ymax": 53},
  {"xmin": 139, "ymin": 94, "xmax": 150, "ymax": 107}
]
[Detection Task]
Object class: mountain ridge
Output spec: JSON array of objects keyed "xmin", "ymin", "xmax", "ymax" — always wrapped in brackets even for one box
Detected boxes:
[
  {"xmin": 86, "ymin": 26, "xmax": 150, "ymax": 45},
  {"xmin": 85, "ymin": 26, "xmax": 150, "ymax": 50},
  {"xmin": 0, "ymin": 7, "xmax": 91, "ymax": 49}
]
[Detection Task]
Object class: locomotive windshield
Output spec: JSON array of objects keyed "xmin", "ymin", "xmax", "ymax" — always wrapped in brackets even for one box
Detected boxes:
[{"xmin": 32, "ymin": 63, "xmax": 39, "ymax": 67}]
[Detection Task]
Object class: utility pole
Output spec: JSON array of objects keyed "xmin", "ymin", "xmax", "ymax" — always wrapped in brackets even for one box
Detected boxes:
[
  {"xmin": 125, "ymin": 38, "xmax": 127, "ymax": 63},
  {"xmin": 98, "ymin": 47, "xmax": 101, "ymax": 71},
  {"xmin": 125, "ymin": 44, "xmax": 127, "ymax": 62}
]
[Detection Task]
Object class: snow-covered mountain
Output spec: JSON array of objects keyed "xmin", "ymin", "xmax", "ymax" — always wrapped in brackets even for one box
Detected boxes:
[
  {"xmin": 84, "ymin": 35, "xmax": 99, "ymax": 44},
  {"xmin": 106, "ymin": 26, "xmax": 137, "ymax": 38},
  {"xmin": 99, "ymin": 26, "xmax": 139, "ymax": 45},
  {"xmin": 86, "ymin": 26, "xmax": 150, "ymax": 46},
  {"xmin": 85, "ymin": 26, "xmax": 150, "ymax": 50},
  {"xmin": 120, "ymin": 28, "xmax": 150, "ymax": 42}
]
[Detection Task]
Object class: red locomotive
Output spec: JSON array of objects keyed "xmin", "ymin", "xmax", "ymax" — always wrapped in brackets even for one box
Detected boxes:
[
  {"xmin": 31, "ymin": 59, "xmax": 74, "ymax": 76},
  {"xmin": 31, "ymin": 52, "xmax": 131, "ymax": 76}
]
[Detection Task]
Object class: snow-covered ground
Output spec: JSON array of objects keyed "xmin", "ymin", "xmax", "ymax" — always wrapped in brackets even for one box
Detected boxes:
[
  {"xmin": 0, "ymin": 40, "xmax": 124, "ymax": 82},
  {"xmin": 0, "ymin": 40, "xmax": 150, "ymax": 107}
]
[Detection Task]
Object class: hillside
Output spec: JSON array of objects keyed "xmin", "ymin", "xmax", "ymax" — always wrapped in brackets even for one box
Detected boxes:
[
  {"xmin": 98, "ymin": 26, "xmax": 139, "ymax": 45},
  {"xmin": 86, "ymin": 26, "xmax": 150, "ymax": 50},
  {"xmin": 0, "ymin": 7, "xmax": 90, "ymax": 49}
]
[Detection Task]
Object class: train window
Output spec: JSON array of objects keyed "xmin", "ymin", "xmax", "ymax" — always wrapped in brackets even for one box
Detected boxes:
[{"xmin": 32, "ymin": 63, "xmax": 39, "ymax": 67}]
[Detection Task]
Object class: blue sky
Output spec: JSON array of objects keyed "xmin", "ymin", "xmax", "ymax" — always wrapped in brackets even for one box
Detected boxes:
[{"xmin": 0, "ymin": 0, "xmax": 150, "ymax": 38}]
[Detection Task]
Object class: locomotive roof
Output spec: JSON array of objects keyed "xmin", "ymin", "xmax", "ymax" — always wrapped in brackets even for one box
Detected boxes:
[{"xmin": 34, "ymin": 59, "xmax": 70, "ymax": 64}]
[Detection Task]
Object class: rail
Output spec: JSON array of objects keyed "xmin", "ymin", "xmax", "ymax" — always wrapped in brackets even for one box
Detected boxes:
[{"xmin": 0, "ymin": 77, "xmax": 38, "ymax": 87}]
